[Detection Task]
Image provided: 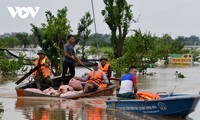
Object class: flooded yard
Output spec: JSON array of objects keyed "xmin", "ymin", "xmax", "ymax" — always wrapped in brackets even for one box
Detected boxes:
[{"xmin": 0, "ymin": 64, "xmax": 200, "ymax": 120}]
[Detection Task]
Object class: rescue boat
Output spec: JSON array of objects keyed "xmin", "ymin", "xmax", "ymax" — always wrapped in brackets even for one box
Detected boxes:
[
  {"xmin": 15, "ymin": 76, "xmax": 117, "ymax": 99},
  {"xmin": 106, "ymin": 91, "xmax": 200, "ymax": 117}
]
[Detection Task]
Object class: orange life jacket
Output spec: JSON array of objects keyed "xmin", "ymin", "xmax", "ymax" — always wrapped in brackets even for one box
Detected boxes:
[
  {"xmin": 87, "ymin": 70, "xmax": 104, "ymax": 86},
  {"xmin": 34, "ymin": 56, "xmax": 52, "ymax": 79},
  {"xmin": 88, "ymin": 108, "xmax": 101, "ymax": 120},
  {"xmin": 33, "ymin": 110, "xmax": 50, "ymax": 120},
  {"xmin": 99, "ymin": 63, "xmax": 110, "ymax": 77},
  {"xmin": 136, "ymin": 91, "xmax": 160, "ymax": 100}
]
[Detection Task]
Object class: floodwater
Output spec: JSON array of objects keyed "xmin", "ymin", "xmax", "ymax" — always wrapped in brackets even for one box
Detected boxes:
[{"xmin": 0, "ymin": 64, "xmax": 200, "ymax": 120}]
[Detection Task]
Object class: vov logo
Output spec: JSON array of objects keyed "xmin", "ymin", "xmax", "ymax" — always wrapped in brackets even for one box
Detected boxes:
[{"xmin": 7, "ymin": 7, "xmax": 40, "ymax": 19}]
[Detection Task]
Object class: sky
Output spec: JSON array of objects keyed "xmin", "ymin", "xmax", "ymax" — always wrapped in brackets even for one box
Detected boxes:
[{"xmin": 1, "ymin": 0, "xmax": 200, "ymax": 38}]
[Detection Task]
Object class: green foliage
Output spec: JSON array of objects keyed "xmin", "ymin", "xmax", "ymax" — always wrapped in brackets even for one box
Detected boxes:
[
  {"xmin": 175, "ymin": 71, "xmax": 185, "ymax": 78},
  {"xmin": 89, "ymin": 33, "xmax": 112, "ymax": 47},
  {"xmin": 0, "ymin": 52, "xmax": 26, "ymax": 75},
  {"xmin": 85, "ymin": 46, "xmax": 113, "ymax": 59},
  {"xmin": 85, "ymin": 46, "xmax": 100, "ymax": 58},
  {"xmin": 76, "ymin": 11, "xmax": 93, "ymax": 60},
  {"xmin": 109, "ymin": 30, "xmax": 186, "ymax": 76},
  {"xmin": 16, "ymin": 33, "xmax": 31, "ymax": 48},
  {"xmin": 31, "ymin": 7, "xmax": 71, "ymax": 75},
  {"xmin": 109, "ymin": 56, "xmax": 129, "ymax": 77},
  {"xmin": 0, "ymin": 37, "xmax": 20, "ymax": 48},
  {"xmin": 189, "ymin": 49, "xmax": 200, "ymax": 61},
  {"xmin": 102, "ymin": 0, "xmax": 134, "ymax": 58}
]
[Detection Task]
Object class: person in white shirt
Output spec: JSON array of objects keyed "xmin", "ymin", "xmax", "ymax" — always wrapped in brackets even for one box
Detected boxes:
[{"xmin": 117, "ymin": 66, "xmax": 138, "ymax": 99}]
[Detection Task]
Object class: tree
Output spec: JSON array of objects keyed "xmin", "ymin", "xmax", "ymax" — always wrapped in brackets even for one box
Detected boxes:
[
  {"xmin": 0, "ymin": 52, "xmax": 26, "ymax": 75},
  {"xmin": 76, "ymin": 12, "xmax": 93, "ymax": 60},
  {"xmin": 28, "ymin": 34, "xmax": 38, "ymax": 48},
  {"xmin": 16, "ymin": 33, "xmax": 30, "ymax": 48},
  {"xmin": 89, "ymin": 33, "xmax": 112, "ymax": 47},
  {"xmin": 0, "ymin": 37, "xmax": 20, "ymax": 48},
  {"xmin": 101, "ymin": 0, "xmax": 134, "ymax": 58},
  {"xmin": 31, "ymin": 7, "xmax": 71, "ymax": 75}
]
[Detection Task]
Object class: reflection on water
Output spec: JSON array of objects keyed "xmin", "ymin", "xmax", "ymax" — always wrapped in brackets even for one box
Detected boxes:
[
  {"xmin": 0, "ymin": 75, "xmax": 18, "ymax": 85},
  {"xmin": 13, "ymin": 97, "xmax": 194, "ymax": 120},
  {"xmin": 15, "ymin": 97, "xmax": 82, "ymax": 120},
  {"xmin": 0, "ymin": 65, "xmax": 200, "ymax": 120},
  {"xmin": 14, "ymin": 97, "xmax": 110, "ymax": 120},
  {"xmin": 106, "ymin": 108, "xmax": 193, "ymax": 120}
]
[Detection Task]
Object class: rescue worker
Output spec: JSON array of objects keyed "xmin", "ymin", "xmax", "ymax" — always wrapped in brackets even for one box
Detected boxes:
[
  {"xmin": 74, "ymin": 62, "xmax": 109, "ymax": 93},
  {"xmin": 99, "ymin": 57, "xmax": 112, "ymax": 78},
  {"xmin": 99, "ymin": 57, "xmax": 112, "ymax": 84},
  {"xmin": 34, "ymin": 50, "xmax": 53, "ymax": 91}
]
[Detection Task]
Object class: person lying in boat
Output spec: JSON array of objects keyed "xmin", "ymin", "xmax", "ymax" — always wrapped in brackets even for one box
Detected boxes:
[
  {"xmin": 117, "ymin": 66, "xmax": 138, "ymax": 99},
  {"xmin": 24, "ymin": 84, "xmax": 81, "ymax": 97},
  {"xmin": 68, "ymin": 78, "xmax": 85, "ymax": 91},
  {"xmin": 57, "ymin": 84, "xmax": 74, "ymax": 93},
  {"xmin": 74, "ymin": 62, "xmax": 109, "ymax": 93}
]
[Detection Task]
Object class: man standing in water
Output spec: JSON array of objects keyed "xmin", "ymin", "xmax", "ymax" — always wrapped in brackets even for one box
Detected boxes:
[{"xmin": 61, "ymin": 34, "xmax": 83, "ymax": 82}]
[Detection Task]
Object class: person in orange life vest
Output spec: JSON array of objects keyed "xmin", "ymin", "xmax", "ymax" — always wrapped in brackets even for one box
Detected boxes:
[
  {"xmin": 34, "ymin": 50, "xmax": 53, "ymax": 91},
  {"xmin": 117, "ymin": 66, "xmax": 138, "ymax": 99},
  {"xmin": 99, "ymin": 57, "xmax": 112, "ymax": 77},
  {"xmin": 74, "ymin": 62, "xmax": 109, "ymax": 93}
]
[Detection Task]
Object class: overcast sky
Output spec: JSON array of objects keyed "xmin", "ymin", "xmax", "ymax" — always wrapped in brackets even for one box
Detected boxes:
[{"xmin": 1, "ymin": 0, "xmax": 200, "ymax": 38}]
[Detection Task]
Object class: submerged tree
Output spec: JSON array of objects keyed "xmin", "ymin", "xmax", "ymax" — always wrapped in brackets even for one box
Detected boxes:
[
  {"xmin": 76, "ymin": 11, "xmax": 93, "ymax": 60},
  {"xmin": 101, "ymin": 0, "xmax": 134, "ymax": 58},
  {"xmin": 16, "ymin": 33, "xmax": 30, "ymax": 48},
  {"xmin": 31, "ymin": 7, "xmax": 71, "ymax": 75},
  {"xmin": 0, "ymin": 51, "xmax": 26, "ymax": 75}
]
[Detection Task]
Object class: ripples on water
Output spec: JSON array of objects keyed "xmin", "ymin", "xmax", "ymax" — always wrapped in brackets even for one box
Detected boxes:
[{"xmin": 0, "ymin": 65, "xmax": 200, "ymax": 120}]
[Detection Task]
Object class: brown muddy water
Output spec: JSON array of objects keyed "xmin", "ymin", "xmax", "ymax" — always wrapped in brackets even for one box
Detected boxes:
[{"xmin": 0, "ymin": 64, "xmax": 200, "ymax": 120}]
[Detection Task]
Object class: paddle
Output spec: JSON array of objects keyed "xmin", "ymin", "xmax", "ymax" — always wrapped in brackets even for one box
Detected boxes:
[
  {"xmin": 15, "ymin": 64, "xmax": 42, "ymax": 85},
  {"xmin": 53, "ymin": 44, "xmax": 120, "ymax": 81},
  {"xmin": 53, "ymin": 43, "xmax": 92, "ymax": 71},
  {"xmin": 108, "ymin": 77, "xmax": 120, "ymax": 81}
]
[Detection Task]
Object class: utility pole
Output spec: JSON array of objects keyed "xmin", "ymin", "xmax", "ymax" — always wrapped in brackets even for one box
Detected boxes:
[{"xmin": 91, "ymin": 0, "xmax": 99, "ymax": 50}]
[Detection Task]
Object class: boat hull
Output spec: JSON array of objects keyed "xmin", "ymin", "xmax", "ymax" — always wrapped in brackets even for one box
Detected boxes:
[
  {"xmin": 15, "ymin": 76, "xmax": 117, "ymax": 99},
  {"xmin": 106, "ymin": 94, "xmax": 200, "ymax": 117}
]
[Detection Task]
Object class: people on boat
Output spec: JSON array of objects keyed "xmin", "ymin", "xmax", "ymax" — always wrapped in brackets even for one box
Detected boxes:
[
  {"xmin": 99, "ymin": 57, "xmax": 112, "ymax": 78},
  {"xmin": 33, "ymin": 50, "xmax": 53, "ymax": 91},
  {"xmin": 99, "ymin": 56, "xmax": 112, "ymax": 84},
  {"xmin": 68, "ymin": 78, "xmax": 84, "ymax": 91},
  {"xmin": 57, "ymin": 85, "xmax": 74, "ymax": 93},
  {"xmin": 74, "ymin": 62, "xmax": 109, "ymax": 93},
  {"xmin": 117, "ymin": 66, "xmax": 138, "ymax": 99},
  {"xmin": 61, "ymin": 34, "xmax": 83, "ymax": 82}
]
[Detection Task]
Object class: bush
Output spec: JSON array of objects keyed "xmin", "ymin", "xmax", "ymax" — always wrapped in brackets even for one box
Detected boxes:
[{"xmin": 0, "ymin": 52, "xmax": 26, "ymax": 75}]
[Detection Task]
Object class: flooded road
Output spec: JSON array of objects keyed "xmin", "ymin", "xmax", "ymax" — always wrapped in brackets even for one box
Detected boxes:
[{"xmin": 0, "ymin": 64, "xmax": 200, "ymax": 120}]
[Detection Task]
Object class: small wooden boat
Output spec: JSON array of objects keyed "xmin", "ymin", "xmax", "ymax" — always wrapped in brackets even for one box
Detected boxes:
[
  {"xmin": 106, "ymin": 92, "xmax": 200, "ymax": 117},
  {"xmin": 15, "ymin": 76, "xmax": 117, "ymax": 99}
]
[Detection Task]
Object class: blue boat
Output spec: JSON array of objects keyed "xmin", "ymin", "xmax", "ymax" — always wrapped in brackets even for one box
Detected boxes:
[{"xmin": 106, "ymin": 93, "xmax": 200, "ymax": 117}]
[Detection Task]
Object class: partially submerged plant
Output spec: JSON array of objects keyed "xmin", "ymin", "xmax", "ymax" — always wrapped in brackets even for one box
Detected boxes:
[
  {"xmin": 0, "ymin": 102, "xmax": 3, "ymax": 112},
  {"xmin": 175, "ymin": 71, "xmax": 185, "ymax": 78}
]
